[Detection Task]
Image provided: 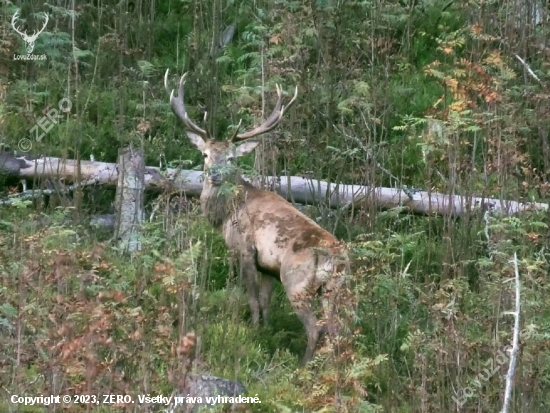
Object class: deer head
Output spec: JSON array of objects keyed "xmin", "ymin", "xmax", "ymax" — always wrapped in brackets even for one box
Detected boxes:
[
  {"xmin": 164, "ymin": 69, "xmax": 297, "ymax": 186},
  {"xmin": 11, "ymin": 10, "xmax": 49, "ymax": 54}
]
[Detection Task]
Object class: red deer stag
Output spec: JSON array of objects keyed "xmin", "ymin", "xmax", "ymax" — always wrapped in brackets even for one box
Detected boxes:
[{"xmin": 164, "ymin": 70, "xmax": 349, "ymax": 363}]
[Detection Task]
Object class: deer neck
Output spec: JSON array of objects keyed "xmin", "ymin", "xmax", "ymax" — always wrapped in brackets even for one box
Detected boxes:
[{"xmin": 200, "ymin": 174, "xmax": 251, "ymax": 228}]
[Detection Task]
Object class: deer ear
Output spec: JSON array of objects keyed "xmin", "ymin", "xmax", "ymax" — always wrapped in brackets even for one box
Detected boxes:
[
  {"xmin": 235, "ymin": 140, "xmax": 260, "ymax": 157},
  {"xmin": 186, "ymin": 131, "xmax": 206, "ymax": 151}
]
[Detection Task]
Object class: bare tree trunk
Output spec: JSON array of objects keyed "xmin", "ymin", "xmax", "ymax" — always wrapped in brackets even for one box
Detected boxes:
[{"xmin": 114, "ymin": 146, "xmax": 145, "ymax": 253}]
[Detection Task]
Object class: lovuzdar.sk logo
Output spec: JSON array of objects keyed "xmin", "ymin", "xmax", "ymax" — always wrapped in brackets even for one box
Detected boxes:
[{"xmin": 11, "ymin": 10, "xmax": 48, "ymax": 61}]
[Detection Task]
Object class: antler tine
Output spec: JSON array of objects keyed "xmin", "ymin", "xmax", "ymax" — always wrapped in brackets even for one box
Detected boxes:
[
  {"xmin": 228, "ymin": 119, "xmax": 243, "ymax": 143},
  {"xmin": 164, "ymin": 69, "xmax": 209, "ymax": 138},
  {"xmin": 163, "ymin": 68, "xmax": 173, "ymax": 95},
  {"xmin": 234, "ymin": 84, "xmax": 298, "ymax": 141},
  {"xmin": 202, "ymin": 112, "xmax": 212, "ymax": 140}
]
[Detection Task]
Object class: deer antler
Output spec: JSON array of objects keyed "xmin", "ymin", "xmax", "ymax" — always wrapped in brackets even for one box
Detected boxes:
[
  {"xmin": 229, "ymin": 84, "xmax": 298, "ymax": 142},
  {"xmin": 164, "ymin": 69, "xmax": 210, "ymax": 139}
]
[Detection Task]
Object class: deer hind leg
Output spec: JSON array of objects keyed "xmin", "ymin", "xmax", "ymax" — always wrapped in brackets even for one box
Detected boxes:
[
  {"xmin": 294, "ymin": 304, "xmax": 321, "ymax": 365},
  {"xmin": 281, "ymin": 264, "xmax": 322, "ymax": 364},
  {"xmin": 284, "ymin": 290, "xmax": 321, "ymax": 365},
  {"xmin": 321, "ymin": 272, "xmax": 344, "ymax": 337},
  {"xmin": 258, "ymin": 274, "xmax": 275, "ymax": 327}
]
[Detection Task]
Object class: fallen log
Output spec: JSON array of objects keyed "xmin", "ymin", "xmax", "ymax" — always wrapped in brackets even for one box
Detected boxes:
[{"xmin": 1, "ymin": 152, "xmax": 547, "ymax": 216}]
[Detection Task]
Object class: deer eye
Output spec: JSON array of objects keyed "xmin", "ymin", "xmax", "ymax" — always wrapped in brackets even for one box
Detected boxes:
[
  {"xmin": 227, "ymin": 157, "xmax": 234, "ymax": 163},
  {"xmin": 203, "ymin": 153, "xmax": 208, "ymax": 158}
]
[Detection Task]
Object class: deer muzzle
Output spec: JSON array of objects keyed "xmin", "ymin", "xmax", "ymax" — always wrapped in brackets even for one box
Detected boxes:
[{"xmin": 206, "ymin": 167, "xmax": 223, "ymax": 184}]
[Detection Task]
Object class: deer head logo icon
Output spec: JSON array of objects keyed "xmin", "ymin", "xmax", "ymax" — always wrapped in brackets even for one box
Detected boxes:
[{"xmin": 11, "ymin": 10, "xmax": 49, "ymax": 54}]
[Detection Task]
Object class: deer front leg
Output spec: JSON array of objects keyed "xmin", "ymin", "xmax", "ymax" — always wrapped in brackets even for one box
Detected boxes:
[
  {"xmin": 259, "ymin": 274, "xmax": 275, "ymax": 327},
  {"xmin": 238, "ymin": 258, "xmax": 261, "ymax": 328}
]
